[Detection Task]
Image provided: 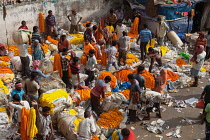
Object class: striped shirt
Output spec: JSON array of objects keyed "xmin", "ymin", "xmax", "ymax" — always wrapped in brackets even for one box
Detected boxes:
[
  {"xmin": 104, "ymin": 46, "xmax": 117, "ymax": 63},
  {"xmin": 91, "ymin": 80, "xmax": 107, "ymax": 97},
  {"xmin": 70, "ymin": 62, "xmax": 80, "ymax": 74},
  {"xmin": 140, "ymin": 29, "xmax": 152, "ymax": 43},
  {"xmin": 32, "ymin": 32, "xmax": 42, "ymax": 43},
  {"xmin": 46, "ymin": 15, "xmax": 56, "ymax": 26}
]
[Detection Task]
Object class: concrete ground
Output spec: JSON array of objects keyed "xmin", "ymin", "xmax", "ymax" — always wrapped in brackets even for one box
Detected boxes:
[{"xmin": 127, "ymin": 77, "xmax": 210, "ymax": 140}]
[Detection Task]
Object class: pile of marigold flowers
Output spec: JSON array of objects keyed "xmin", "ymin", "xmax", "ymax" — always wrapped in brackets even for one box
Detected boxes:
[
  {"xmin": 116, "ymin": 69, "xmax": 133, "ymax": 82},
  {"xmin": 176, "ymin": 58, "xmax": 187, "ymax": 67},
  {"xmin": 74, "ymin": 89, "xmax": 91, "ymax": 103},
  {"xmin": 0, "ymin": 62, "xmax": 9, "ymax": 67},
  {"xmin": 0, "ymin": 56, "xmax": 10, "ymax": 62},
  {"xmin": 6, "ymin": 45, "xmax": 19, "ymax": 56},
  {"xmin": 98, "ymin": 71, "xmax": 117, "ymax": 88},
  {"xmin": 120, "ymin": 89, "xmax": 130, "ymax": 99},
  {"xmin": 69, "ymin": 34, "xmax": 84, "ymax": 45},
  {"xmin": 97, "ymin": 108, "xmax": 123, "ymax": 129},
  {"xmin": 47, "ymin": 36, "xmax": 59, "ymax": 45}
]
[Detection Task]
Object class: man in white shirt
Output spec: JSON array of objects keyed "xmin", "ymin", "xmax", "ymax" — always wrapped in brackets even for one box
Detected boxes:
[
  {"xmin": 85, "ymin": 49, "xmax": 97, "ymax": 86},
  {"xmin": 155, "ymin": 17, "xmax": 169, "ymax": 46},
  {"xmin": 67, "ymin": 9, "xmax": 82, "ymax": 33},
  {"xmin": 118, "ymin": 31, "xmax": 130, "ymax": 66},
  {"xmin": 115, "ymin": 20, "xmax": 128, "ymax": 40},
  {"xmin": 115, "ymin": 6, "xmax": 124, "ymax": 20},
  {"xmin": 9, "ymin": 94, "xmax": 30, "ymax": 123},
  {"xmin": 17, "ymin": 35, "xmax": 31, "ymax": 77},
  {"xmin": 78, "ymin": 111, "xmax": 96, "ymax": 140}
]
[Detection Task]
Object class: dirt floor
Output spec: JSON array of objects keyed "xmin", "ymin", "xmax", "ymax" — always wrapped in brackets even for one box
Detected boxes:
[{"xmin": 127, "ymin": 77, "xmax": 210, "ymax": 140}]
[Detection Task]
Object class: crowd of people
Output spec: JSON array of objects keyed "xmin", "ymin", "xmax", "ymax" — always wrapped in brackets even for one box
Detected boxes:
[{"xmin": 1, "ymin": 5, "xmax": 210, "ymax": 140}]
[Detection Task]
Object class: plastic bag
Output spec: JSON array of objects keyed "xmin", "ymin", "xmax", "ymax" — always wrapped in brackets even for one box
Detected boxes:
[{"xmin": 195, "ymin": 99, "xmax": 205, "ymax": 109}]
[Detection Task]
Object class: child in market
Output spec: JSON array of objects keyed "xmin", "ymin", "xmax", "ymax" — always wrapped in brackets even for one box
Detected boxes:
[{"xmin": 32, "ymin": 100, "xmax": 54, "ymax": 140}]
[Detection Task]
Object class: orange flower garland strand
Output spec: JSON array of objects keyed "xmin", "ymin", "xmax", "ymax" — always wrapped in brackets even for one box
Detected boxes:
[
  {"xmin": 47, "ymin": 36, "xmax": 59, "ymax": 45},
  {"xmin": 98, "ymin": 71, "xmax": 117, "ymax": 88},
  {"xmin": 120, "ymin": 89, "xmax": 130, "ymax": 99},
  {"xmin": 0, "ymin": 56, "xmax": 10, "ymax": 62},
  {"xmin": 0, "ymin": 67, "xmax": 13, "ymax": 74},
  {"xmin": 167, "ymin": 70, "xmax": 180, "ymax": 83},
  {"xmin": 91, "ymin": 135, "xmax": 99, "ymax": 140},
  {"xmin": 80, "ymin": 55, "xmax": 87, "ymax": 66},
  {"xmin": 39, "ymin": 13, "xmax": 45, "ymax": 32}
]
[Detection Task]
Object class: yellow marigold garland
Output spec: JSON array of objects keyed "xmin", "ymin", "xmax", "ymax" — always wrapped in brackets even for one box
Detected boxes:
[
  {"xmin": 0, "ymin": 62, "xmax": 9, "ymax": 67},
  {"xmin": 69, "ymin": 34, "xmax": 84, "ymax": 45},
  {"xmin": 27, "ymin": 107, "xmax": 37, "ymax": 139},
  {"xmin": 72, "ymin": 118, "xmax": 84, "ymax": 132}
]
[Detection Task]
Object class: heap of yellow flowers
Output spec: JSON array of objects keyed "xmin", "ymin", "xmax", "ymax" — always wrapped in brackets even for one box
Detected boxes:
[
  {"xmin": 6, "ymin": 45, "xmax": 19, "ymax": 56},
  {"xmin": 0, "ymin": 67, "xmax": 14, "ymax": 83},
  {"xmin": 0, "ymin": 107, "xmax": 6, "ymax": 111},
  {"xmin": 47, "ymin": 36, "xmax": 59, "ymax": 45},
  {"xmin": 125, "ymin": 53, "xmax": 140, "ymax": 65},
  {"xmin": 97, "ymin": 108, "xmax": 123, "ymax": 129},
  {"xmin": 0, "ymin": 62, "xmax": 9, "ymax": 67},
  {"xmin": 200, "ymin": 67, "xmax": 206, "ymax": 72},
  {"xmin": 69, "ymin": 109, "xmax": 77, "ymax": 115},
  {"xmin": 69, "ymin": 34, "xmax": 84, "ymax": 45},
  {"xmin": 0, "ymin": 56, "xmax": 10, "ymax": 61},
  {"xmin": 72, "ymin": 118, "xmax": 84, "ymax": 132},
  {"xmin": 0, "ymin": 80, "xmax": 9, "ymax": 95},
  {"xmin": 39, "ymin": 89, "xmax": 69, "ymax": 113},
  {"xmin": 98, "ymin": 71, "xmax": 117, "ymax": 88},
  {"xmin": 159, "ymin": 46, "xmax": 168, "ymax": 56},
  {"xmin": 120, "ymin": 89, "xmax": 130, "ymax": 99},
  {"xmin": 75, "ymin": 89, "xmax": 91, "ymax": 103}
]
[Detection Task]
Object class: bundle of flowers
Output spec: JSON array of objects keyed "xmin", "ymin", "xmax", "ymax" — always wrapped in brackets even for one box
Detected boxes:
[
  {"xmin": 0, "ymin": 80, "xmax": 9, "ymax": 95},
  {"xmin": 41, "ymin": 43, "xmax": 49, "ymax": 54},
  {"xmin": 72, "ymin": 118, "xmax": 84, "ymax": 132},
  {"xmin": 176, "ymin": 58, "xmax": 187, "ymax": 67},
  {"xmin": 0, "ymin": 67, "xmax": 14, "ymax": 83},
  {"xmin": 39, "ymin": 89, "xmax": 70, "ymax": 113},
  {"xmin": 47, "ymin": 36, "xmax": 59, "ymax": 45},
  {"xmin": 91, "ymin": 135, "xmax": 99, "ymax": 140},
  {"xmin": 166, "ymin": 70, "xmax": 180, "ymax": 83},
  {"xmin": 39, "ymin": 13, "xmax": 45, "ymax": 32},
  {"xmin": 0, "ymin": 62, "xmax": 9, "ymax": 67},
  {"xmin": 69, "ymin": 34, "xmax": 84, "ymax": 45},
  {"xmin": 74, "ymin": 89, "xmax": 91, "ymax": 103},
  {"xmin": 116, "ymin": 69, "xmax": 133, "ymax": 82},
  {"xmin": 69, "ymin": 109, "xmax": 77, "ymax": 115}
]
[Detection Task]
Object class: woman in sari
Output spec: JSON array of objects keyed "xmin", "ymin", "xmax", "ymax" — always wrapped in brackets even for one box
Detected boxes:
[{"xmin": 32, "ymin": 40, "xmax": 44, "ymax": 60}]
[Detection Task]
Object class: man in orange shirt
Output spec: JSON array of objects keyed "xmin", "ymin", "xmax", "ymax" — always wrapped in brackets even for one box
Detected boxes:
[{"xmin": 83, "ymin": 39, "xmax": 95, "ymax": 55}]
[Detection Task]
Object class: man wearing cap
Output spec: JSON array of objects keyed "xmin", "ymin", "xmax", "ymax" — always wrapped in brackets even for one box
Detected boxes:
[
  {"xmin": 67, "ymin": 9, "xmax": 82, "ymax": 33},
  {"xmin": 11, "ymin": 82, "xmax": 25, "ymax": 101}
]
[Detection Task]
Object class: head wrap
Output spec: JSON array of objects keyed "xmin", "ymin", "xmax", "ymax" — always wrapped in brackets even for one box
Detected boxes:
[
  {"xmin": 15, "ymin": 83, "xmax": 22, "ymax": 89},
  {"xmin": 0, "ymin": 43, "xmax": 7, "ymax": 50},
  {"xmin": 32, "ymin": 60, "xmax": 41, "ymax": 69}
]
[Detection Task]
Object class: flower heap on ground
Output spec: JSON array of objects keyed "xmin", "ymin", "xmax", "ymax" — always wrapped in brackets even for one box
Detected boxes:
[
  {"xmin": 97, "ymin": 108, "xmax": 123, "ymax": 129},
  {"xmin": 69, "ymin": 34, "xmax": 84, "ymax": 45},
  {"xmin": 98, "ymin": 71, "xmax": 117, "ymax": 88}
]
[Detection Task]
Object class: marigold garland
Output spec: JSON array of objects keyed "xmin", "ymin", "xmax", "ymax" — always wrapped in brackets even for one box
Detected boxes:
[
  {"xmin": 120, "ymin": 89, "xmax": 130, "ymax": 99},
  {"xmin": 0, "ymin": 80, "xmax": 9, "ymax": 94},
  {"xmin": 116, "ymin": 69, "xmax": 133, "ymax": 82},
  {"xmin": 41, "ymin": 43, "xmax": 49, "ymax": 54},
  {"xmin": 0, "ymin": 67, "xmax": 13, "ymax": 74},
  {"xmin": 0, "ymin": 56, "xmax": 10, "ymax": 62},
  {"xmin": 166, "ymin": 70, "xmax": 180, "ymax": 83},
  {"xmin": 97, "ymin": 108, "xmax": 123, "ymax": 129},
  {"xmin": 80, "ymin": 55, "xmax": 87, "ymax": 66},
  {"xmin": 39, "ymin": 89, "xmax": 69, "ymax": 113},
  {"xmin": 69, "ymin": 109, "xmax": 77, "ymax": 115},
  {"xmin": 91, "ymin": 135, "xmax": 99, "ymax": 140},
  {"xmin": 98, "ymin": 71, "xmax": 117, "ymax": 88},
  {"xmin": 101, "ymin": 51, "xmax": 108, "ymax": 66},
  {"xmin": 47, "ymin": 36, "xmax": 59, "ymax": 45},
  {"xmin": 0, "ymin": 62, "xmax": 9, "ymax": 67},
  {"xmin": 0, "ymin": 107, "xmax": 6, "ymax": 111},
  {"xmin": 69, "ymin": 34, "xmax": 84, "ymax": 45},
  {"xmin": 39, "ymin": 13, "xmax": 45, "ymax": 32},
  {"xmin": 20, "ymin": 107, "xmax": 30, "ymax": 140},
  {"xmin": 75, "ymin": 89, "xmax": 91, "ymax": 103},
  {"xmin": 176, "ymin": 58, "xmax": 187, "ymax": 67},
  {"xmin": 72, "ymin": 118, "xmax": 84, "ymax": 132},
  {"xmin": 5, "ymin": 45, "xmax": 19, "ymax": 56},
  {"xmin": 27, "ymin": 107, "xmax": 38, "ymax": 139}
]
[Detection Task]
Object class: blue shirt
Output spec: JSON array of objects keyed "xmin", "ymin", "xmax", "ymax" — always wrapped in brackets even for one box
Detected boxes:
[
  {"xmin": 32, "ymin": 69, "xmax": 50, "ymax": 82},
  {"xmin": 140, "ymin": 29, "xmax": 152, "ymax": 43},
  {"xmin": 11, "ymin": 89, "xmax": 24, "ymax": 100}
]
